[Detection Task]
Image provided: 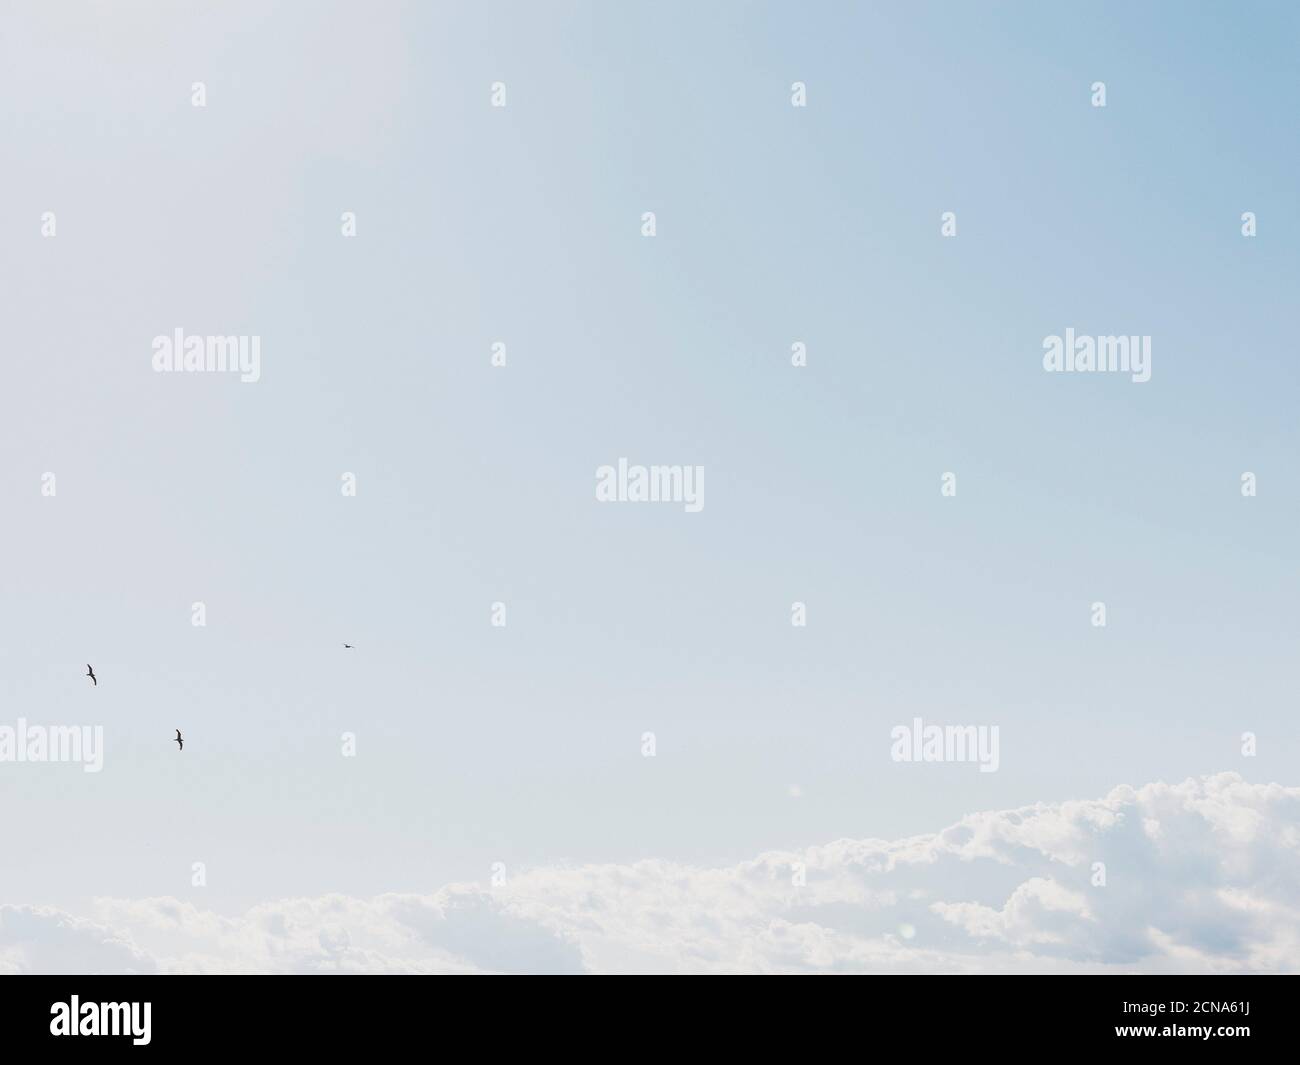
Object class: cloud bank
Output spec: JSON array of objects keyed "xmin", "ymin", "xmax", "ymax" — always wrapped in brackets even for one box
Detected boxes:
[{"xmin": 4, "ymin": 773, "xmax": 1297, "ymax": 974}]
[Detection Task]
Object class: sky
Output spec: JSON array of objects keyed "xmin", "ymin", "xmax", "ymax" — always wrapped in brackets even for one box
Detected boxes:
[{"xmin": 0, "ymin": 1, "xmax": 1297, "ymax": 973}]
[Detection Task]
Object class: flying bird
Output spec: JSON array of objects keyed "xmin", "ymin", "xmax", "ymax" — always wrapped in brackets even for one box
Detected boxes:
[
  {"xmin": 343, "ymin": 643, "xmax": 354, "ymax": 649},
  {"xmin": 174, "ymin": 729, "xmax": 183, "ymax": 751},
  {"xmin": 85, "ymin": 664, "xmax": 97, "ymax": 687}
]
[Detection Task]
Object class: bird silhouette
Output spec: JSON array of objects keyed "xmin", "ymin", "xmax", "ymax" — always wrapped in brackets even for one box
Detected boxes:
[
  {"xmin": 174, "ymin": 729, "xmax": 183, "ymax": 751},
  {"xmin": 85, "ymin": 664, "xmax": 96, "ymax": 687}
]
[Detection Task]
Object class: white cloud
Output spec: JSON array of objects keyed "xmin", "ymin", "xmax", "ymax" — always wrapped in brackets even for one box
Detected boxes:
[
  {"xmin": 3, "ymin": 773, "xmax": 1297, "ymax": 974},
  {"xmin": 0, "ymin": 906, "xmax": 157, "ymax": 975}
]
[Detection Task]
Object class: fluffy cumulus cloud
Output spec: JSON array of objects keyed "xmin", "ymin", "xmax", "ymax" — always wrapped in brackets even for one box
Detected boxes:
[{"xmin": 3, "ymin": 773, "xmax": 1298, "ymax": 974}]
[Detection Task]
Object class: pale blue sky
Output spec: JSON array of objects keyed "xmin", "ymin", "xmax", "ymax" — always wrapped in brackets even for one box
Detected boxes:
[{"xmin": 1, "ymin": 1, "xmax": 1297, "ymax": 914}]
